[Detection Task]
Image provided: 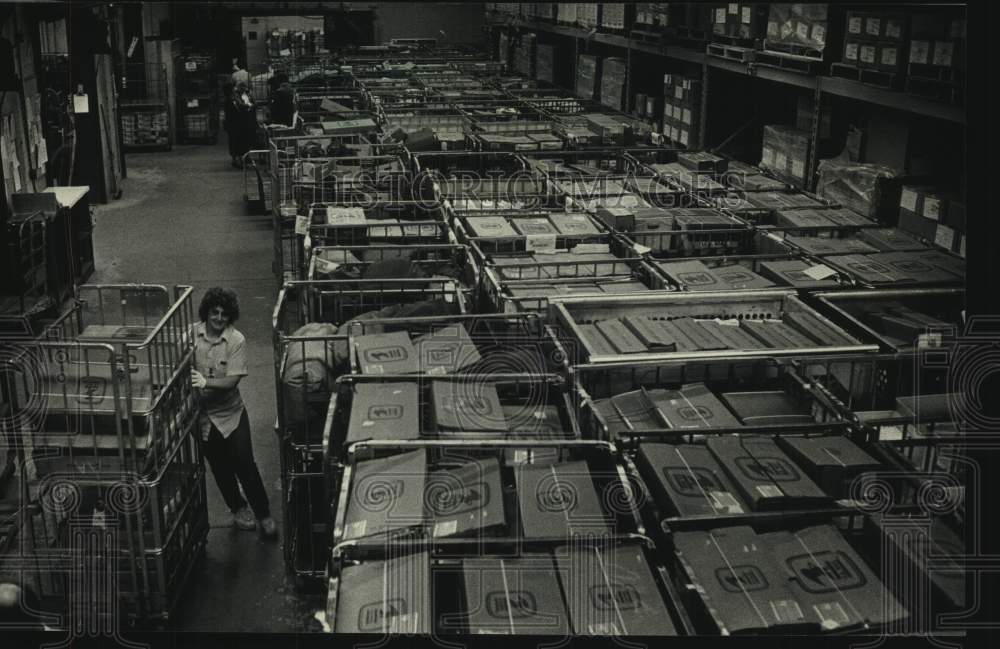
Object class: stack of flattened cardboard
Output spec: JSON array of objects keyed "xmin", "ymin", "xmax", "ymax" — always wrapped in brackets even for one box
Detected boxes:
[
  {"xmin": 335, "ymin": 551, "xmax": 431, "ymax": 633},
  {"xmin": 706, "ymin": 436, "xmax": 830, "ymax": 511},
  {"xmin": 554, "ymin": 543, "xmax": 679, "ymax": 635}
]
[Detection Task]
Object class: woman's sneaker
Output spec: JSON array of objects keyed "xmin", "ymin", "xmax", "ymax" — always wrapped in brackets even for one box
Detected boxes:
[{"xmin": 233, "ymin": 506, "xmax": 257, "ymax": 531}]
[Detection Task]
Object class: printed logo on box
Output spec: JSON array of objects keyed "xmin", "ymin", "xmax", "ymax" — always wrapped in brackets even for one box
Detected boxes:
[
  {"xmin": 359, "ymin": 599, "xmax": 408, "ymax": 632},
  {"xmin": 718, "ymin": 271, "xmax": 752, "ymax": 284},
  {"xmin": 787, "ymin": 551, "xmax": 866, "ymax": 594},
  {"xmin": 664, "ymin": 467, "xmax": 724, "ymax": 496},
  {"xmin": 486, "ymin": 591, "xmax": 538, "ymax": 619},
  {"xmin": 591, "ymin": 584, "xmax": 642, "ymax": 611},
  {"xmin": 678, "ymin": 405, "xmax": 714, "ymax": 421},
  {"xmin": 428, "ymin": 482, "xmax": 489, "ymax": 516},
  {"xmin": 715, "ymin": 565, "xmax": 770, "ymax": 592},
  {"xmin": 367, "ymin": 404, "xmax": 404, "ymax": 421},
  {"xmin": 77, "ymin": 377, "xmax": 107, "ymax": 405},
  {"xmin": 848, "ymin": 17, "xmax": 862, "ymax": 33},
  {"xmin": 678, "ymin": 272, "xmax": 717, "ymax": 286},
  {"xmin": 736, "ymin": 457, "xmax": 802, "ymax": 482},
  {"xmin": 364, "ymin": 346, "xmax": 409, "ymax": 363},
  {"xmin": 359, "ymin": 479, "xmax": 405, "ymax": 507},
  {"xmin": 890, "ymin": 260, "xmax": 932, "ymax": 274}
]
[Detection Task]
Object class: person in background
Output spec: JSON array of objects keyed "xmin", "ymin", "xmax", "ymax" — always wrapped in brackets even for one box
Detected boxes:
[
  {"xmin": 269, "ymin": 80, "xmax": 297, "ymax": 127},
  {"xmin": 225, "ymin": 81, "xmax": 256, "ymax": 168},
  {"xmin": 230, "ymin": 61, "xmax": 250, "ymax": 87},
  {"xmin": 190, "ymin": 287, "xmax": 277, "ymax": 538}
]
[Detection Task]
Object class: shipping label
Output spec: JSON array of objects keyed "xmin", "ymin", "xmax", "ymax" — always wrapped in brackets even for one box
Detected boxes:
[{"xmin": 848, "ymin": 17, "xmax": 862, "ymax": 34}]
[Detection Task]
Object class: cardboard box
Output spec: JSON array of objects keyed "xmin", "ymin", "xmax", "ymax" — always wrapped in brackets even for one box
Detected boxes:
[
  {"xmin": 711, "ymin": 265, "xmax": 777, "ymax": 290},
  {"xmin": 431, "ymin": 380, "xmax": 508, "ymax": 432},
  {"xmin": 646, "ymin": 383, "xmax": 743, "ymax": 429},
  {"xmin": 595, "ymin": 206, "xmax": 636, "ymax": 231},
  {"xmin": 897, "ymin": 208, "xmax": 938, "ymax": 241},
  {"xmin": 857, "ymin": 228, "xmax": 930, "ymax": 252},
  {"xmin": 595, "ymin": 318, "xmax": 649, "ymax": 354},
  {"xmin": 656, "ymin": 260, "xmax": 723, "ymax": 292},
  {"xmin": 759, "ymin": 259, "xmax": 841, "ymax": 290},
  {"xmin": 870, "ymin": 251, "xmax": 963, "ymax": 284},
  {"xmin": 548, "ymin": 212, "xmax": 602, "ymax": 236},
  {"xmin": 412, "ymin": 325, "xmax": 483, "ymax": 374},
  {"xmin": 775, "ymin": 208, "xmax": 837, "ymax": 229},
  {"xmin": 512, "ymin": 217, "xmax": 559, "ymax": 236},
  {"xmin": 342, "ymin": 450, "xmax": 427, "ymax": 540},
  {"xmin": 718, "ymin": 391, "xmax": 816, "ymax": 426},
  {"xmin": 462, "ymin": 555, "xmax": 570, "ymax": 634},
  {"xmin": 465, "ymin": 216, "xmax": 519, "ymax": 238},
  {"xmin": 622, "ymin": 316, "xmax": 679, "ymax": 351},
  {"xmin": 554, "ymin": 543, "xmax": 678, "ymax": 635},
  {"xmin": 673, "ymin": 526, "xmax": 811, "ymax": 633},
  {"xmin": 820, "ymin": 207, "xmax": 875, "ymax": 228},
  {"xmin": 593, "ymin": 389, "xmax": 663, "ymax": 431},
  {"xmin": 347, "ymin": 382, "xmax": 421, "ymax": 444},
  {"xmin": 822, "ymin": 254, "xmax": 914, "ymax": 285},
  {"xmin": 354, "ymin": 331, "xmax": 418, "ymax": 375},
  {"xmin": 762, "ymin": 525, "xmax": 909, "ymax": 628},
  {"xmin": 778, "ymin": 435, "xmax": 881, "ymax": 498},
  {"xmin": 698, "ymin": 319, "xmax": 768, "ymax": 350},
  {"xmin": 707, "ymin": 436, "xmax": 829, "ymax": 510},
  {"xmin": 426, "ymin": 458, "xmax": 506, "ymax": 538},
  {"xmin": 911, "ymin": 248, "xmax": 965, "ymax": 278},
  {"xmin": 335, "ymin": 551, "xmax": 431, "ymax": 633},
  {"xmin": 515, "ymin": 461, "xmax": 611, "ymax": 538},
  {"xmin": 784, "ymin": 235, "xmax": 879, "ymax": 256},
  {"xmin": 678, "ymin": 151, "xmax": 727, "ymax": 174},
  {"xmin": 635, "ymin": 442, "xmax": 747, "ymax": 516},
  {"xmin": 503, "ymin": 404, "xmax": 567, "ymax": 436},
  {"xmin": 740, "ymin": 319, "xmax": 818, "ymax": 348},
  {"xmin": 671, "ymin": 318, "xmax": 729, "ymax": 351},
  {"xmin": 576, "ymin": 323, "xmax": 620, "ymax": 357},
  {"xmin": 784, "ymin": 311, "xmax": 860, "ymax": 347}
]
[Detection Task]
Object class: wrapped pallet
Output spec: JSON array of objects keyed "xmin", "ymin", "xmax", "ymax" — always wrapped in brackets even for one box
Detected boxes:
[
  {"xmin": 760, "ymin": 124, "xmax": 811, "ymax": 186},
  {"xmin": 576, "ymin": 54, "xmax": 599, "ymax": 99},
  {"xmin": 536, "ymin": 44, "xmax": 556, "ymax": 82},
  {"xmin": 599, "ymin": 57, "xmax": 626, "ymax": 111},
  {"xmin": 765, "ymin": 3, "xmax": 829, "ymax": 55}
]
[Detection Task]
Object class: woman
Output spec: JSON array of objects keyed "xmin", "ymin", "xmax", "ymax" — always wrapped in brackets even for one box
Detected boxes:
[{"xmin": 191, "ymin": 287, "xmax": 277, "ymax": 538}]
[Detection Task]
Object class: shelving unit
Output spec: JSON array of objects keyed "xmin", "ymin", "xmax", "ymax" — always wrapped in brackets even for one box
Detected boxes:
[{"xmin": 487, "ymin": 12, "xmax": 965, "ymax": 190}]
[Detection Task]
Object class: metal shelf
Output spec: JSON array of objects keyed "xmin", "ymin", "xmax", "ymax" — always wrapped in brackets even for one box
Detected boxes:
[
  {"xmin": 489, "ymin": 17, "xmax": 965, "ymax": 124},
  {"xmin": 818, "ymin": 75, "xmax": 964, "ymax": 124}
]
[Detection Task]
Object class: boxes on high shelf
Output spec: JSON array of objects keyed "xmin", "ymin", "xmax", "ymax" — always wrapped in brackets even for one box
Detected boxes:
[
  {"xmin": 760, "ymin": 125, "xmax": 811, "ymax": 187},
  {"xmin": 576, "ymin": 3, "xmax": 600, "ymax": 28},
  {"xmin": 556, "ymin": 3, "xmax": 577, "ymax": 24},
  {"xmin": 599, "ymin": 57, "xmax": 626, "ymax": 111},
  {"xmin": 711, "ymin": 3, "xmax": 768, "ymax": 40},
  {"xmin": 635, "ymin": 3, "xmax": 671, "ymax": 28},
  {"xmin": 576, "ymin": 54, "xmax": 599, "ymax": 100},
  {"xmin": 766, "ymin": 3, "xmax": 828, "ymax": 54},
  {"xmin": 600, "ymin": 3, "xmax": 627, "ymax": 31},
  {"xmin": 536, "ymin": 44, "xmax": 555, "ymax": 83}
]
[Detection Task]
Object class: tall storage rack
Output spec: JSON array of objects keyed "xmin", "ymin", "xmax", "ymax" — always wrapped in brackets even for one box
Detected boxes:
[
  {"xmin": 486, "ymin": 5, "xmax": 965, "ymax": 192},
  {"xmin": 1, "ymin": 285, "xmax": 207, "ymax": 626},
  {"xmin": 119, "ymin": 63, "xmax": 172, "ymax": 152},
  {"xmin": 176, "ymin": 53, "xmax": 219, "ymax": 144}
]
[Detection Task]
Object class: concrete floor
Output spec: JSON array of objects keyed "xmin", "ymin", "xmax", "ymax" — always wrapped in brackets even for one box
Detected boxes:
[{"xmin": 92, "ymin": 141, "xmax": 323, "ymax": 632}]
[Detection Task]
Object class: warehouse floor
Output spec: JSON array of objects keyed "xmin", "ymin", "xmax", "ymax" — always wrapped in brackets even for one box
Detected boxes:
[{"xmin": 92, "ymin": 140, "xmax": 323, "ymax": 632}]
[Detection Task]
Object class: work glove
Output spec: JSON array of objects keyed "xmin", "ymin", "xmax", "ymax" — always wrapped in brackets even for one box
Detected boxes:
[{"xmin": 191, "ymin": 369, "xmax": 207, "ymax": 389}]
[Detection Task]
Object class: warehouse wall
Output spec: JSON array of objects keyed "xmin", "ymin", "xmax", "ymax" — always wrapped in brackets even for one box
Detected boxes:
[{"xmin": 373, "ymin": 3, "xmax": 485, "ymax": 44}]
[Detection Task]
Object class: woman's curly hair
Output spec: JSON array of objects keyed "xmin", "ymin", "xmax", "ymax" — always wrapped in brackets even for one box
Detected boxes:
[{"xmin": 199, "ymin": 287, "xmax": 240, "ymax": 324}]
